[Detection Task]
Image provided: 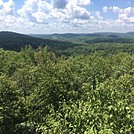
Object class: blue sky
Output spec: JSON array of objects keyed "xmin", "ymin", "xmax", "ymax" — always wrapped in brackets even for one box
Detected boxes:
[{"xmin": 0, "ymin": 0, "xmax": 134, "ymax": 34}]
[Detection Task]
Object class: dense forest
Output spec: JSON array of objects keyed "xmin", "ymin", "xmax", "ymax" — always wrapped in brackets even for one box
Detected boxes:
[
  {"xmin": 0, "ymin": 31, "xmax": 134, "ymax": 133},
  {"xmin": 0, "ymin": 45, "xmax": 134, "ymax": 133},
  {"xmin": 0, "ymin": 32, "xmax": 81, "ymax": 52},
  {"xmin": 30, "ymin": 32, "xmax": 134, "ymax": 44},
  {"xmin": 57, "ymin": 43, "xmax": 134, "ymax": 57}
]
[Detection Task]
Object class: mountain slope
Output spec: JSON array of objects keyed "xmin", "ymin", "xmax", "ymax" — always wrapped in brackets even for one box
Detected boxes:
[
  {"xmin": 0, "ymin": 31, "xmax": 81, "ymax": 51},
  {"xmin": 30, "ymin": 32, "xmax": 134, "ymax": 44}
]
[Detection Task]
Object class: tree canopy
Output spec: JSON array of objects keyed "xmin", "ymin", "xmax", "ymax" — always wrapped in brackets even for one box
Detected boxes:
[{"xmin": 0, "ymin": 46, "xmax": 134, "ymax": 133}]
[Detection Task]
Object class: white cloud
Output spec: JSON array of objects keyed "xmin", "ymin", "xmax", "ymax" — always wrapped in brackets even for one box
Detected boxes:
[
  {"xmin": 66, "ymin": 0, "xmax": 91, "ymax": 9},
  {"xmin": 72, "ymin": 7, "xmax": 90, "ymax": 20},
  {"xmin": 0, "ymin": 0, "xmax": 133, "ymax": 34},
  {"xmin": 115, "ymin": 7, "xmax": 134, "ymax": 23},
  {"xmin": 0, "ymin": 0, "xmax": 15, "ymax": 16},
  {"xmin": 78, "ymin": 0, "xmax": 91, "ymax": 6},
  {"xmin": 103, "ymin": 6, "xmax": 134, "ymax": 24},
  {"xmin": 0, "ymin": 0, "xmax": 17, "ymax": 32},
  {"xmin": 12, "ymin": 0, "xmax": 92, "ymax": 25},
  {"xmin": 32, "ymin": 11, "xmax": 49, "ymax": 23},
  {"xmin": 52, "ymin": 0, "xmax": 67, "ymax": 9},
  {"xmin": 38, "ymin": 0, "xmax": 52, "ymax": 12},
  {"xmin": 17, "ymin": 0, "xmax": 38, "ymax": 19},
  {"xmin": 129, "ymin": 17, "xmax": 134, "ymax": 23},
  {"xmin": 112, "ymin": 6, "xmax": 120, "ymax": 13},
  {"xmin": 50, "ymin": 9, "xmax": 67, "ymax": 19},
  {"xmin": 103, "ymin": 6, "xmax": 109, "ymax": 13}
]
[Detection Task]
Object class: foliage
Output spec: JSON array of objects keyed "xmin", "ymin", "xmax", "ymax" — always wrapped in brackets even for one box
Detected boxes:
[
  {"xmin": 0, "ymin": 46, "xmax": 134, "ymax": 133},
  {"xmin": 0, "ymin": 32, "xmax": 80, "ymax": 52},
  {"xmin": 57, "ymin": 43, "xmax": 134, "ymax": 57}
]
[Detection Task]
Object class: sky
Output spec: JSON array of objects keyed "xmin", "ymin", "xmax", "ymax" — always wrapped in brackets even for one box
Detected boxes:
[{"xmin": 0, "ymin": 0, "xmax": 134, "ymax": 34}]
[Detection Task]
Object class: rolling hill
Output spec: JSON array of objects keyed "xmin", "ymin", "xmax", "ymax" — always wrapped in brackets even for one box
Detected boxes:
[
  {"xmin": 0, "ymin": 31, "xmax": 81, "ymax": 51},
  {"xmin": 30, "ymin": 32, "xmax": 134, "ymax": 44},
  {"xmin": 0, "ymin": 31, "xmax": 134, "ymax": 56}
]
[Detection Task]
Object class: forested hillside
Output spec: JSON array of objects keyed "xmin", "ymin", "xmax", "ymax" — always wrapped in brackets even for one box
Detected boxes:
[
  {"xmin": 30, "ymin": 32, "xmax": 134, "ymax": 44},
  {"xmin": 0, "ymin": 46, "xmax": 134, "ymax": 133},
  {"xmin": 0, "ymin": 32, "xmax": 80, "ymax": 52},
  {"xmin": 57, "ymin": 43, "xmax": 134, "ymax": 57},
  {"xmin": 1, "ymin": 32, "xmax": 134, "ymax": 58}
]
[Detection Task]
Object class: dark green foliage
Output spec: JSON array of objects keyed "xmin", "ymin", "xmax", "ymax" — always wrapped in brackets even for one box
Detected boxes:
[
  {"xmin": 0, "ymin": 47, "xmax": 134, "ymax": 133},
  {"xmin": 0, "ymin": 32, "xmax": 81, "ymax": 52},
  {"xmin": 31, "ymin": 32, "xmax": 134, "ymax": 44},
  {"xmin": 1, "ymin": 32, "xmax": 134, "ymax": 56},
  {"xmin": 85, "ymin": 37, "xmax": 134, "ymax": 44},
  {"xmin": 58, "ymin": 43, "xmax": 134, "ymax": 57}
]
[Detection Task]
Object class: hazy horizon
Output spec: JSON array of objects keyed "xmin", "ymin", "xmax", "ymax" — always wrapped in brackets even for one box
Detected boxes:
[{"xmin": 0, "ymin": 30, "xmax": 134, "ymax": 35}]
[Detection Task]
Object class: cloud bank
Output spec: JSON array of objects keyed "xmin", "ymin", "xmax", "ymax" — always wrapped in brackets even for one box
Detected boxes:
[{"xmin": 0, "ymin": 0, "xmax": 133, "ymax": 34}]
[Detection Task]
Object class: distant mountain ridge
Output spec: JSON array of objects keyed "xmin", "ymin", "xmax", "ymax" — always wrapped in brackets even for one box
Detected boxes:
[
  {"xmin": 30, "ymin": 32, "xmax": 134, "ymax": 38},
  {"xmin": 0, "ymin": 31, "xmax": 80, "ymax": 51},
  {"xmin": 0, "ymin": 31, "xmax": 134, "ymax": 52},
  {"xmin": 30, "ymin": 32, "xmax": 134, "ymax": 44}
]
